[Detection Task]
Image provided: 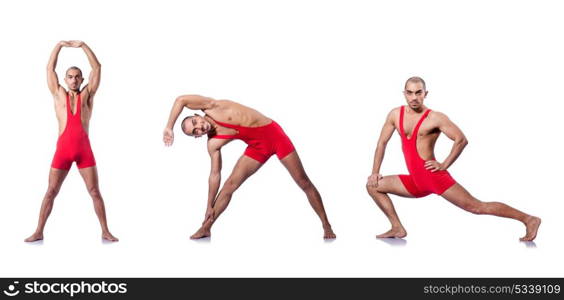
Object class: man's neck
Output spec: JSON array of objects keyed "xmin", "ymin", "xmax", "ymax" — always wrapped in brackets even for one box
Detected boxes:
[{"xmin": 407, "ymin": 105, "xmax": 427, "ymax": 114}]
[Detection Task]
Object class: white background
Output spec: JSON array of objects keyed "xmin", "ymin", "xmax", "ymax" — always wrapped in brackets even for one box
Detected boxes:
[{"xmin": 0, "ymin": 0, "xmax": 562, "ymax": 277}]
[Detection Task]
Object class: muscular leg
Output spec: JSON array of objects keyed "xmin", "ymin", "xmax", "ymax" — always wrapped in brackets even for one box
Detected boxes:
[
  {"xmin": 25, "ymin": 168, "xmax": 69, "ymax": 242},
  {"xmin": 279, "ymin": 151, "xmax": 336, "ymax": 239},
  {"xmin": 441, "ymin": 183, "xmax": 541, "ymax": 241},
  {"xmin": 190, "ymin": 155, "xmax": 263, "ymax": 239},
  {"xmin": 366, "ymin": 175, "xmax": 414, "ymax": 238},
  {"xmin": 78, "ymin": 166, "xmax": 118, "ymax": 242}
]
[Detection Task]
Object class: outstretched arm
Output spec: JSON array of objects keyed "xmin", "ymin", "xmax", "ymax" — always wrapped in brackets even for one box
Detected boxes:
[
  {"xmin": 47, "ymin": 41, "xmax": 68, "ymax": 95},
  {"xmin": 367, "ymin": 110, "xmax": 396, "ymax": 187},
  {"xmin": 163, "ymin": 95, "xmax": 215, "ymax": 146},
  {"xmin": 204, "ymin": 139, "xmax": 229, "ymax": 222},
  {"xmin": 69, "ymin": 40, "xmax": 101, "ymax": 94},
  {"xmin": 425, "ymin": 112, "xmax": 468, "ymax": 172}
]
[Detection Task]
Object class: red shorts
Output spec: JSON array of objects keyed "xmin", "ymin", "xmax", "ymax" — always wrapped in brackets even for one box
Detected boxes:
[
  {"xmin": 399, "ymin": 170, "xmax": 456, "ymax": 198},
  {"xmin": 243, "ymin": 121, "xmax": 295, "ymax": 163},
  {"xmin": 51, "ymin": 130, "xmax": 96, "ymax": 170}
]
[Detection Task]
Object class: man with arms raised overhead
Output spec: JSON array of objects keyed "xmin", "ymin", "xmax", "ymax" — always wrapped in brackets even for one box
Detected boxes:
[{"xmin": 25, "ymin": 41, "xmax": 118, "ymax": 242}]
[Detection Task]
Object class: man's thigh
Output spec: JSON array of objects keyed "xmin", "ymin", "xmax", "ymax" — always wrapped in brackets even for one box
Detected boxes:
[{"xmin": 369, "ymin": 175, "xmax": 415, "ymax": 198}]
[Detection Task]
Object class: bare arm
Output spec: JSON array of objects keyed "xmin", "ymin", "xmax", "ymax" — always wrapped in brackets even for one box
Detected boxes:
[
  {"xmin": 81, "ymin": 42, "xmax": 101, "ymax": 94},
  {"xmin": 367, "ymin": 110, "xmax": 396, "ymax": 186},
  {"xmin": 47, "ymin": 41, "xmax": 68, "ymax": 95},
  {"xmin": 68, "ymin": 40, "xmax": 101, "ymax": 94},
  {"xmin": 204, "ymin": 138, "xmax": 230, "ymax": 221},
  {"xmin": 427, "ymin": 112, "xmax": 468, "ymax": 171},
  {"xmin": 207, "ymin": 140, "xmax": 223, "ymax": 209},
  {"xmin": 163, "ymin": 95, "xmax": 216, "ymax": 146}
]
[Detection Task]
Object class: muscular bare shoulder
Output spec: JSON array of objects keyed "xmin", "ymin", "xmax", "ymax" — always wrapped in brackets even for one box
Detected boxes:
[
  {"xmin": 80, "ymin": 89, "xmax": 94, "ymax": 106},
  {"xmin": 212, "ymin": 99, "xmax": 246, "ymax": 115},
  {"xmin": 54, "ymin": 86, "xmax": 67, "ymax": 101},
  {"xmin": 51, "ymin": 89, "xmax": 68, "ymax": 111},
  {"xmin": 387, "ymin": 107, "xmax": 401, "ymax": 127},
  {"xmin": 427, "ymin": 110, "xmax": 451, "ymax": 127},
  {"xmin": 206, "ymin": 137, "xmax": 230, "ymax": 154},
  {"xmin": 201, "ymin": 99, "xmax": 225, "ymax": 116},
  {"xmin": 214, "ymin": 99, "xmax": 235, "ymax": 108}
]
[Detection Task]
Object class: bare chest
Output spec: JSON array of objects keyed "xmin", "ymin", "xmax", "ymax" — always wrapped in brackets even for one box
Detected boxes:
[
  {"xmin": 398, "ymin": 116, "xmax": 439, "ymax": 139},
  {"xmin": 54, "ymin": 96, "xmax": 93, "ymax": 124}
]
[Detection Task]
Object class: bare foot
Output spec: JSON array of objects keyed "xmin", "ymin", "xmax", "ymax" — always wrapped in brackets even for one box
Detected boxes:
[
  {"xmin": 520, "ymin": 216, "xmax": 541, "ymax": 241},
  {"xmin": 24, "ymin": 232, "xmax": 44, "ymax": 243},
  {"xmin": 102, "ymin": 232, "xmax": 119, "ymax": 242},
  {"xmin": 190, "ymin": 226, "xmax": 211, "ymax": 239},
  {"xmin": 376, "ymin": 227, "xmax": 407, "ymax": 238},
  {"xmin": 324, "ymin": 227, "xmax": 336, "ymax": 239}
]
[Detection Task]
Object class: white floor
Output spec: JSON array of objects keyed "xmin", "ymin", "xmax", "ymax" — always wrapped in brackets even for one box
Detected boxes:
[{"xmin": 2, "ymin": 187, "xmax": 559, "ymax": 277}]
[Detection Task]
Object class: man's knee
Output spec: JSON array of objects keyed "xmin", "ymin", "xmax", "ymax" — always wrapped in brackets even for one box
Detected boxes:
[
  {"xmin": 295, "ymin": 176, "xmax": 314, "ymax": 191},
  {"xmin": 45, "ymin": 186, "xmax": 60, "ymax": 199},
  {"xmin": 87, "ymin": 186, "xmax": 102, "ymax": 199},
  {"xmin": 366, "ymin": 183, "xmax": 386, "ymax": 195},
  {"xmin": 223, "ymin": 179, "xmax": 241, "ymax": 194}
]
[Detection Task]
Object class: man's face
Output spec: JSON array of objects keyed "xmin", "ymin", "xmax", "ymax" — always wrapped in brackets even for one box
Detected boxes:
[
  {"xmin": 182, "ymin": 115, "xmax": 212, "ymax": 138},
  {"xmin": 403, "ymin": 81, "xmax": 428, "ymax": 110},
  {"xmin": 64, "ymin": 69, "xmax": 84, "ymax": 92}
]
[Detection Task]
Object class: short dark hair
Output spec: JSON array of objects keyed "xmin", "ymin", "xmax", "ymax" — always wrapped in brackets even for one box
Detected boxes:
[
  {"xmin": 66, "ymin": 66, "xmax": 83, "ymax": 77},
  {"xmin": 181, "ymin": 115, "xmax": 195, "ymax": 135},
  {"xmin": 405, "ymin": 76, "xmax": 426, "ymax": 91}
]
